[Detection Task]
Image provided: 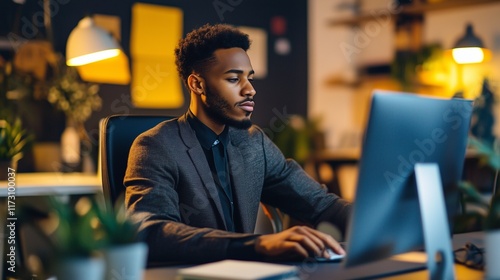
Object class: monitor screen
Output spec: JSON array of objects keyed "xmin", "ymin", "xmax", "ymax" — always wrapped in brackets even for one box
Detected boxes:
[{"xmin": 344, "ymin": 90, "xmax": 473, "ymax": 267}]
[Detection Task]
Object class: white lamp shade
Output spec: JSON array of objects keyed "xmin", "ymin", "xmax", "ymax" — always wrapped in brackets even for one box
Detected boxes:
[
  {"xmin": 66, "ymin": 17, "xmax": 120, "ymax": 66},
  {"xmin": 452, "ymin": 47, "xmax": 486, "ymax": 64}
]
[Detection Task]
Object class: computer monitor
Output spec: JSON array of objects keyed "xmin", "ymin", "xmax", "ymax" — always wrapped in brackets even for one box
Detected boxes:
[{"xmin": 344, "ymin": 90, "xmax": 473, "ymax": 267}]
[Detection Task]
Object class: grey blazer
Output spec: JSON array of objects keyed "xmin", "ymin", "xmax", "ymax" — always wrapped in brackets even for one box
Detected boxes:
[{"xmin": 125, "ymin": 114, "xmax": 350, "ymax": 263}]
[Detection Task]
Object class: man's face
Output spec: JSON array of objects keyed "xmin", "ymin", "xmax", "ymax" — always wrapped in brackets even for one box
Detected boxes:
[{"xmin": 199, "ymin": 48, "xmax": 256, "ymax": 129}]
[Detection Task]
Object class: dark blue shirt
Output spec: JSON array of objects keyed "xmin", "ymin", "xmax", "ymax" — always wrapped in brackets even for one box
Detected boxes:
[{"xmin": 186, "ymin": 110, "xmax": 235, "ymax": 232}]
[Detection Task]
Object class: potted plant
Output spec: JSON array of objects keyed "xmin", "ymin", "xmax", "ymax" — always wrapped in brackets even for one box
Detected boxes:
[
  {"xmin": 272, "ymin": 114, "xmax": 323, "ymax": 166},
  {"xmin": 47, "ymin": 196, "xmax": 106, "ymax": 280},
  {"xmin": 92, "ymin": 197, "xmax": 148, "ymax": 280},
  {"xmin": 17, "ymin": 195, "xmax": 146, "ymax": 280},
  {"xmin": 47, "ymin": 59, "xmax": 101, "ymax": 172},
  {"xmin": 0, "ymin": 118, "xmax": 33, "ymax": 178},
  {"xmin": 458, "ymin": 137, "xmax": 500, "ymax": 278}
]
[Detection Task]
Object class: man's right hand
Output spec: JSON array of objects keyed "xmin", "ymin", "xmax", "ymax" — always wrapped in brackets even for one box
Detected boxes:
[{"xmin": 254, "ymin": 226, "xmax": 345, "ymax": 260}]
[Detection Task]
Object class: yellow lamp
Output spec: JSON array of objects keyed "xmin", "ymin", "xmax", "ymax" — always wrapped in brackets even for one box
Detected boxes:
[
  {"xmin": 452, "ymin": 23, "xmax": 491, "ymax": 65},
  {"xmin": 66, "ymin": 16, "xmax": 120, "ymax": 66}
]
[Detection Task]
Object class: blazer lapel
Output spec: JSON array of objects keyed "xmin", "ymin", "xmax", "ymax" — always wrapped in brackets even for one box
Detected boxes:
[
  {"xmin": 227, "ymin": 134, "xmax": 260, "ymax": 233},
  {"xmin": 178, "ymin": 115, "xmax": 227, "ymax": 230}
]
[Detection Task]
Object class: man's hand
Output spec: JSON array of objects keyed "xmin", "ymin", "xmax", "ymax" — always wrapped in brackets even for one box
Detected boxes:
[{"xmin": 254, "ymin": 226, "xmax": 345, "ymax": 260}]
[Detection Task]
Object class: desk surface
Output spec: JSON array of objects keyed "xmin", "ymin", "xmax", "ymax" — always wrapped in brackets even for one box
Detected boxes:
[
  {"xmin": 0, "ymin": 172, "xmax": 101, "ymax": 197},
  {"xmin": 144, "ymin": 231, "xmax": 484, "ymax": 280}
]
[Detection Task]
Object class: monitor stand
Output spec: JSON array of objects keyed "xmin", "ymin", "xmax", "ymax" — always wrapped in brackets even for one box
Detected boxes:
[{"xmin": 414, "ymin": 163, "xmax": 456, "ymax": 280}]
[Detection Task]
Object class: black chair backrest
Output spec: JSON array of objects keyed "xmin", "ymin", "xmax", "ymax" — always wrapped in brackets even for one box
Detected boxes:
[{"xmin": 100, "ymin": 115, "xmax": 173, "ymax": 206}]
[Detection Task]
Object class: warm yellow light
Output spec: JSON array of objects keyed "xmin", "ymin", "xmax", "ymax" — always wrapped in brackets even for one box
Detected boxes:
[
  {"xmin": 67, "ymin": 49, "xmax": 120, "ymax": 66},
  {"xmin": 452, "ymin": 47, "xmax": 485, "ymax": 64},
  {"xmin": 76, "ymin": 50, "xmax": 131, "ymax": 84}
]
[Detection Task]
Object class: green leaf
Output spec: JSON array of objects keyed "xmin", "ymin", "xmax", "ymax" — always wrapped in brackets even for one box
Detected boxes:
[
  {"xmin": 489, "ymin": 156, "xmax": 500, "ymax": 171},
  {"xmin": 469, "ymin": 137, "xmax": 493, "ymax": 155},
  {"xmin": 0, "ymin": 118, "xmax": 33, "ymax": 160},
  {"xmin": 469, "ymin": 136, "xmax": 500, "ymax": 170},
  {"xmin": 458, "ymin": 181, "xmax": 490, "ymax": 209},
  {"xmin": 91, "ymin": 195, "xmax": 140, "ymax": 246}
]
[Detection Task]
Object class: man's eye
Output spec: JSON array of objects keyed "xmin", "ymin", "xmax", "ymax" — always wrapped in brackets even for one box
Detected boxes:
[{"xmin": 227, "ymin": 78, "xmax": 239, "ymax": 83}]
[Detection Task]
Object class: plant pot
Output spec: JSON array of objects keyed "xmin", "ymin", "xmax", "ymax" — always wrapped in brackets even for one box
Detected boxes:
[
  {"xmin": 54, "ymin": 256, "xmax": 105, "ymax": 280},
  {"xmin": 102, "ymin": 242, "xmax": 148, "ymax": 280},
  {"xmin": 485, "ymin": 229, "xmax": 500, "ymax": 279},
  {"xmin": 0, "ymin": 159, "xmax": 18, "ymax": 180},
  {"xmin": 60, "ymin": 123, "xmax": 82, "ymax": 173}
]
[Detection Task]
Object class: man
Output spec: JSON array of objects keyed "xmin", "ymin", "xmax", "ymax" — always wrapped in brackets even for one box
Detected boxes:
[{"xmin": 125, "ymin": 23, "xmax": 351, "ymax": 263}]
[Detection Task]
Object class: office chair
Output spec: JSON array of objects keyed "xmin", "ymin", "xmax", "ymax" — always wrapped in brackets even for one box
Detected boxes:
[
  {"xmin": 100, "ymin": 115, "xmax": 173, "ymax": 207},
  {"xmin": 99, "ymin": 114, "xmax": 283, "ymax": 233}
]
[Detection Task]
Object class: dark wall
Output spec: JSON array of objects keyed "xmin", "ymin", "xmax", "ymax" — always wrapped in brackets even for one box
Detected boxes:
[{"xmin": 2, "ymin": 0, "xmax": 308, "ymax": 169}]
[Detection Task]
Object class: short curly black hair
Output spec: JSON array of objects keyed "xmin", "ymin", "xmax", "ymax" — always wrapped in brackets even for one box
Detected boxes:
[{"xmin": 174, "ymin": 24, "xmax": 251, "ymax": 86}]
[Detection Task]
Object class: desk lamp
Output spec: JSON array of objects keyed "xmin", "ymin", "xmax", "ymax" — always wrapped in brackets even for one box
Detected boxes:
[
  {"xmin": 451, "ymin": 23, "xmax": 491, "ymax": 97},
  {"xmin": 452, "ymin": 23, "xmax": 490, "ymax": 65},
  {"xmin": 66, "ymin": 16, "xmax": 120, "ymax": 66}
]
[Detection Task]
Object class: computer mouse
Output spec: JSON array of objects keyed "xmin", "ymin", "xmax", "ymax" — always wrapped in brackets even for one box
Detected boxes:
[{"xmin": 314, "ymin": 247, "xmax": 345, "ymax": 262}]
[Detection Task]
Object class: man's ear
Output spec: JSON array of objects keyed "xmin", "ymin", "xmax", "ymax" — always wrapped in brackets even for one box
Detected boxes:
[{"xmin": 187, "ymin": 74, "xmax": 204, "ymax": 95}]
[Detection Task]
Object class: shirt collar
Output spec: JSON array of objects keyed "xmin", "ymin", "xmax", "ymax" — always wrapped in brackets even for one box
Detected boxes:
[{"xmin": 186, "ymin": 110, "xmax": 229, "ymax": 150}]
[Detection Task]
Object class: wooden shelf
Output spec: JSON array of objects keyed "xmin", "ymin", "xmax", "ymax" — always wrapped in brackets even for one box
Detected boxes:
[
  {"xmin": 324, "ymin": 73, "xmax": 400, "ymax": 89},
  {"xmin": 328, "ymin": 0, "xmax": 500, "ymax": 26},
  {"xmin": 400, "ymin": 0, "xmax": 500, "ymax": 15}
]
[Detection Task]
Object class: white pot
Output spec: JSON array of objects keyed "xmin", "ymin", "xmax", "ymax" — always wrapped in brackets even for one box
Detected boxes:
[
  {"xmin": 486, "ymin": 230, "xmax": 500, "ymax": 280},
  {"xmin": 103, "ymin": 242, "xmax": 148, "ymax": 280},
  {"xmin": 55, "ymin": 256, "xmax": 105, "ymax": 280}
]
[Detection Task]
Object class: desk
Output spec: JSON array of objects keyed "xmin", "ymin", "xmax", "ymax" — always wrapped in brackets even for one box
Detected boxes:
[
  {"xmin": 0, "ymin": 172, "xmax": 101, "ymax": 196},
  {"xmin": 0, "ymin": 172, "xmax": 101, "ymax": 278},
  {"xmin": 143, "ymin": 231, "xmax": 484, "ymax": 280}
]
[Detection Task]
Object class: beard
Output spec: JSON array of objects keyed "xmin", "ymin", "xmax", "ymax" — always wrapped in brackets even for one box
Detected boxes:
[{"xmin": 204, "ymin": 84, "xmax": 253, "ymax": 130}]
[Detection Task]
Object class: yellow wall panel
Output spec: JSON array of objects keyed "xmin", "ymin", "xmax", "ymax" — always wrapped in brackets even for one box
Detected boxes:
[
  {"xmin": 131, "ymin": 4, "xmax": 183, "ymax": 57},
  {"xmin": 131, "ymin": 57, "xmax": 184, "ymax": 108},
  {"xmin": 130, "ymin": 3, "xmax": 184, "ymax": 108}
]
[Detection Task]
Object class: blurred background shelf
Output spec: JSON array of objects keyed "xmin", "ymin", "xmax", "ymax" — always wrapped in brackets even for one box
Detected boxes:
[{"xmin": 328, "ymin": 0, "xmax": 500, "ymax": 26}]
